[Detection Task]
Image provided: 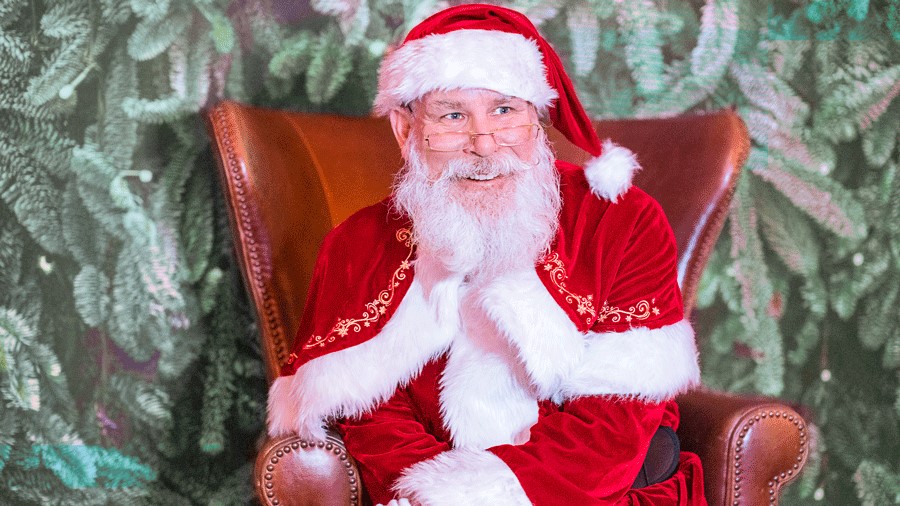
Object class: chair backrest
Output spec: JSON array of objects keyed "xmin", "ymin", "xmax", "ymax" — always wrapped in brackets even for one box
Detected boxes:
[{"xmin": 206, "ymin": 101, "xmax": 748, "ymax": 381}]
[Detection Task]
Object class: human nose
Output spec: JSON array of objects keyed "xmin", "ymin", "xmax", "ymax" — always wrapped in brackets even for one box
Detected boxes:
[{"xmin": 464, "ymin": 118, "xmax": 498, "ymax": 157}]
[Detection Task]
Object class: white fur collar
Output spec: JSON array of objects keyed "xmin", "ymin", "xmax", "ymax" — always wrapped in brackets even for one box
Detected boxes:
[
  {"xmin": 477, "ymin": 269, "xmax": 585, "ymax": 398},
  {"xmin": 267, "ymin": 265, "xmax": 700, "ymax": 441},
  {"xmin": 479, "ymin": 268, "xmax": 699, "ymax": 404},
  {"xmin": 266, "ymin": 278, "xmax": 457, "ymax": 440},
  {"xmin": 585, "ymin": 140, "xmax": 641, "ymax": 203},
  {"xmin": 439, "ymin": 311, "xmax": 538, "ymax": 449}
]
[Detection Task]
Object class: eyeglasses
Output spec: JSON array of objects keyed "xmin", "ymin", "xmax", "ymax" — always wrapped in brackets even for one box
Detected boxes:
[{"xmin": 424, "ymin": 124, "xmax": 540, "ymax": 152}]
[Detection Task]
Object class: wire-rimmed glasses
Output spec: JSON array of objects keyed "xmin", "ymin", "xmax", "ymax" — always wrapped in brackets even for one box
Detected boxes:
[{"xmin": 424, "ymin": 124, "xmax": 540, "ymax": 152}]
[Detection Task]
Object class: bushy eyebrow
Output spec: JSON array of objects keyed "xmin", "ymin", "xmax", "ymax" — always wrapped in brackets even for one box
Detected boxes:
[
  {"xmin": 420, "ymin": 95, "xmax": 528, "ymax": 116},
  {"xmin": 490, "ymin": 95, "xmax": 520, "ymax": 106},
  {"xmin": 429, "ymin": 99, "xmax": 464, "ymax": 110}
]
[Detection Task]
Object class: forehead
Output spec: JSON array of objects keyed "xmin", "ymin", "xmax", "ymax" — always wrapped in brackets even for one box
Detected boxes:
[{"xmin": 417, "ymin": 88, "xmax": 530, "ymax": 112}]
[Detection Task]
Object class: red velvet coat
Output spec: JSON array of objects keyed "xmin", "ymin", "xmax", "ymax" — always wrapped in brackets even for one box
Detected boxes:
[{"xmin": 268, "ymin": 161, "xmax": 706, "ymax": 505}]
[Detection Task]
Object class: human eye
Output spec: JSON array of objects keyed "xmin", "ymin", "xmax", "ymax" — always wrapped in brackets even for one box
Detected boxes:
[
  {"xmin": 492, "ymin": 105, "xmax": 513, "ymax": 115},
  {"xmin": 436, "ymin": 111, "xmax": 467, "ymax": 127}
]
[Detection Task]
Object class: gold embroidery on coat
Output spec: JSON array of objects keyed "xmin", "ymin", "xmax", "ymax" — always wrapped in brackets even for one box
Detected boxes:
[
  {"xmin": 303, "ymin": 228, "xmax": 414, "ymax": 349},
  {"xmin": 540, "ymin": 252, "xmax": 596, "ymax": 324},
  {"xmin": 597, "ymin": 298, "xmax": 660, "ymax": 323}
]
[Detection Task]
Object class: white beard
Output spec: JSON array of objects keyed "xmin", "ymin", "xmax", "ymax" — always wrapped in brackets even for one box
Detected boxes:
[{"xmin": 393, "ymin": 131, "xmax": 560, "ymax": 281}]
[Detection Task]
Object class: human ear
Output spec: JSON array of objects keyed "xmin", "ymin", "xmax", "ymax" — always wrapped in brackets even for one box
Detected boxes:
[{"xmin": 389, "ymin": 107, "xmax": 413, "ymax": 150}]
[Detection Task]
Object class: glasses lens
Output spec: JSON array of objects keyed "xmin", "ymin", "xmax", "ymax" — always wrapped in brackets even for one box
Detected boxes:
[
  {"xmin": 425, "ymin": 125, "xmax": 538, "ymax": 151},
  {"xmin": 493, "ymin": 125, "xmax": 537, "ymax": 147},
  {"xmin": 426, "ymin": 132, "xmax": 471, "ymax": 152}
]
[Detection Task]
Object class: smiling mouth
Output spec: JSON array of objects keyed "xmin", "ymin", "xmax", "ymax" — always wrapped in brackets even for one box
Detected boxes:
[{"xmin": 461, "ymin": 170, "xmax": 511, "ymax": 182}]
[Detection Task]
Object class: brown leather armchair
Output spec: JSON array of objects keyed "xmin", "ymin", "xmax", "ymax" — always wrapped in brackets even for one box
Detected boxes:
[{"xmin": 205, "ymin": 101, "xmax": 809, "ymax": 506}]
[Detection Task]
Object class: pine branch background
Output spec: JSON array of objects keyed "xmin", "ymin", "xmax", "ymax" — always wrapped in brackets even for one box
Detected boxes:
[{"xmin": 0, "ymin": 0, "xmax": 897, "ymax": 504}]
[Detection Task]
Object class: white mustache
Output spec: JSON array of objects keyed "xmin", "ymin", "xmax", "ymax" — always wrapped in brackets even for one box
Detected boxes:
[{"xmin": 429, "ymin": 154, "xmax": 538, "ymax": 184}]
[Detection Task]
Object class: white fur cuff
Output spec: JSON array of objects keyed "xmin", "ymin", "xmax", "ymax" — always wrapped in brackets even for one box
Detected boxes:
[{"xmin": 393, "ymin": 449, "xmax": 532, "ymax": 505}]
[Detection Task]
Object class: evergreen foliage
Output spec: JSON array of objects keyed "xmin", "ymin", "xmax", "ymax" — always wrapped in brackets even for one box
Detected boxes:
[
  {"xmin": 0, "ymin": 0, "xmax": 897, "ymax": 503},
  {"xmin": 1, "ymin": 0, "xmax": 263, "ymax": 502}
]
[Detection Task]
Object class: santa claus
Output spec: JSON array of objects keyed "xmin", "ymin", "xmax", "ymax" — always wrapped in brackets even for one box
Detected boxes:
[{"xmin": 267, "ymin": 4, "xmax": 705, "ymax": 505}]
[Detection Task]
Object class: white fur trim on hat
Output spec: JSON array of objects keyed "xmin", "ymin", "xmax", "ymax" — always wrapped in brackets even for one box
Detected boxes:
[
  {"xmin": 373, "ymin": 29, "xmax": 558, "ymax": 115},
  {"xmin": 393, "ymin": 448, "xmax": 532, "ymax": 506},
  {"xmin": 585, "ymin": 140, "xmax": 641, "ymax": 203}
]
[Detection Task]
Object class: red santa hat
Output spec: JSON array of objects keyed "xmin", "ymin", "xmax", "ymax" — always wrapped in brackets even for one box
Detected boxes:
[{"xmin": 373, "ymin": 3, "xmax": 640, "ymax": 201}]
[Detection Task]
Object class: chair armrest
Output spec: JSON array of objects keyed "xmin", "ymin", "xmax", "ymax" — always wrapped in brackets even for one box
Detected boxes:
[
  {"xmin": 254, "ymin": 432, "xmax": 362, "ymax": 506},
  {"xmin": 676, "ymin": 388, "xmax": 809, "ymax": 506}
]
